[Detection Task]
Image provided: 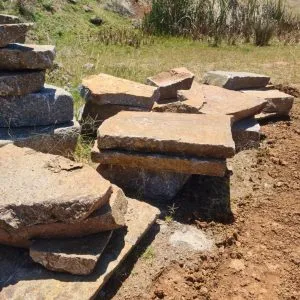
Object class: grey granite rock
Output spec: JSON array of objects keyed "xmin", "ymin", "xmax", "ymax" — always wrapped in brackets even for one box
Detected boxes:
[{"xmin": 0, "ymin": 14, "xmax": 20, "ymax": 24}]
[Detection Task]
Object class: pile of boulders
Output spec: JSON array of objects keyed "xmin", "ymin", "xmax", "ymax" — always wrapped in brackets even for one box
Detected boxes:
[{"xmin": 0, "ymin": 14, "xmax": 79, "ymax": 157}]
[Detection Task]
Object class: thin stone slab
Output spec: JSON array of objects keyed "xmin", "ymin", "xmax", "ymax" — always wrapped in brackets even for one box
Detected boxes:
[
  {"xmin": 241, "ymin": 89, "xmax": 294, "ymax": 116},
  {"xmin": 92, "ymin": 142, "xmax": 226, "ymax": 176},
  {"xmin": 0, "ymin": 70, "xmax": 45, "ymax": 96},
  {"xmin": 98, "ymin": 164, "xmax": 190, "ymax": 201},
  {"xmin": 0, "ymin": 44, "xmax": 56, "ymax": 70},
  {"xmin": 0, "ymin": 14, "xmax": 20, "ymax": 24},
  {"xmin": 0, "ymin": 84, "xmax": 73, "ymax": 127},
  {"xmin": 203, "ymin": 71, "xmax": 270, "ymax": 90},
  {"xmin": 81, "ymin": 73, "xmax": 159, "ymax": 109},
  {"xmin": 147, "ymin": 67, "xmax": 194, "ymax": 99},
  {"xmin": 199, "ymin": 84, "xmax": 267, "ymax": 122},
  {"xmin": 98, "ymin": 111, "xmax": 235, "ymax": 159},
  {"xmin": 0, "ymin": 185, "xmax": 127, "ymax": 248},
  {"xmin": 0, "ymin": 145, "xmax": 112, "ymax": 231},
  {"xmin": 232, "ymin": 118, "xmax": 261, "ymax": 151},
  {"xmin": 0, "ymin": 23, "xmax": 32, "ymax": 47},
  {"xmin": 0, "ymin": 199, "xmax": 160, "ymax": 300},
  {"xmin": 0, "ymin": 120, "xmax": 80, "ymax": 157},
  {"xmin": 30, "ymin": 231, "xmax": 113, "ymax": 275}
]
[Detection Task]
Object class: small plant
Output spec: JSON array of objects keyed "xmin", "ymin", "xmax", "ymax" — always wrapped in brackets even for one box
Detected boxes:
[
  {"xmin": 42, "ymin": 0, "xmax": 55, "ymax": 13},
  {"xmin": 142, "ymin": 246, "xmax": 155, "ymax": 260},
  {"xmin": 164, "ymin": 203, "xmax": 178, "ymax": 224},
  {"xmin": 16, "ymin": 0, "xmax": 37, "ymax": 20}
]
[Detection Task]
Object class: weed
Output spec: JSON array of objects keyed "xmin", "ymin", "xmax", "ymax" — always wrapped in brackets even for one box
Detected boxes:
[{"xmin": 142, "ymin": 246, "xmax": 155, "ymax": 260}]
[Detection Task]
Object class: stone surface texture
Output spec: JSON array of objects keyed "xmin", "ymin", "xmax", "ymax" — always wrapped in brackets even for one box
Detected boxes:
[
  {"xmin": 0, "ymin": 199, "xmax": 160, "ymax": 300},
  {"xmin": 92, "ymin": 142, "xmax": 226, "ymax": 176},
  {"xmin": 0, "ymin": 120, "xmax": 80, "ymax": 157},
  {"xmin": 0, "ymin": 70, "xmax": 45, "ymax": 96},
  {"xmin": 30, "ymin": 231, "xmax": 113, "ymax": 275},
  {"xmin": 203, "ymin": 71, "xmax": 270, "ymax": 90},
  {"xmin": 0, "ymin": 84, "xmax": 74, "ymax": 127},
  {"xmin": 241, "ymin": 89, "xmax": 294, "ymax": 115},
  {"xmin": 81, "ymin": 73, "xmax": 159, "ymax": 109},
  {"xmin": 0, "ymin": 23, "xmax": 32, "ymax": 47},
  {"xmin": 0, "ymin": 44, "xmax": 56, "ymax": 70},
  {"xmin": 0, "ymin": 185, "xmax": 128, "ymax": 248},
  {"xmin": 147, "ymin": 67, "xmax": 194, "ymax": 99},
  {"xmin": 0, "ymin": 14, "xmax": 20, "ymax": 24},
  {"xmin": 98, "ymin": 111, "xmax": 235, "ymax": 159},
  {"xmin": 199, "ymin": 84, "xmax": 267, "ymax": 121},
  {"xmin": 0, "ymin": 145, "xmax": 112, "ymax": 231}
]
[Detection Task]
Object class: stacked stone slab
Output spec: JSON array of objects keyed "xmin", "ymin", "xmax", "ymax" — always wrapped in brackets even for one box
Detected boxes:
[
  {"xmin": 79, "ymin": 73, "xmax": 160, "ymax": 135},
  {"xmin": 0, "ymin": 15, "xmax": 79, "ymax": 157},
  {"xmin": 92, "ymin": 111, "xmax": 235, "ymax": 200}
]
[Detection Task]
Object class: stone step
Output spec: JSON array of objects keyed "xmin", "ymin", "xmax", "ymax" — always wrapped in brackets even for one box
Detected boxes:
[
  {"xmin": 0, "ymin": 120, "xmax": 80, "ymax": 158},
  {"xmin": 98, "ymin": 111, "xmax": 235, "ymax": 159},
  {"xmin": 0, "ymin": 14, "xmax": 20, "ymax": 24},
  {"xmin": 0, "ymin": 23, "xmax": 32, "ymax": 47},
  {"xmin": 0, "ymin": 43, "xmax": 56, "ymax": 70},
  {"xmin": 92, "ymin": 142, "xmax": 227, "ymax": 176},
  {"xmin": 81, "ymin": 73, "xmax": 159, "ymax": 109},
  {"xmin": 0, "ymin": 84, "xmax": 74, "ymax": 127},
  {"xmin": 0, "ymin": 70, "xmax": 45, "ymax": 96},
  {"xmin": 203, "ymin": 71, "xmax": 270, "ymax": 90}
]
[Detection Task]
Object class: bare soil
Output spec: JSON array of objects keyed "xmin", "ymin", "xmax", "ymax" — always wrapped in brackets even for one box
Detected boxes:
[{"xmin": 99, "ymin": 98, "xmax": 300, "ymax": 300}]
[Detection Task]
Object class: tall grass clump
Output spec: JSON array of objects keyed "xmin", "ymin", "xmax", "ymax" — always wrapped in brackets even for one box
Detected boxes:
[{"xmin": 143, "ymin": 0, "xmax": 300, "ymax": 46}]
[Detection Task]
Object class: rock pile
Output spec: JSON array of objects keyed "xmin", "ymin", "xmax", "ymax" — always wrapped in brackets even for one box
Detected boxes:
[{"xmin": 0, "ymin": 15, "xmax": 79, "ymax": 156}]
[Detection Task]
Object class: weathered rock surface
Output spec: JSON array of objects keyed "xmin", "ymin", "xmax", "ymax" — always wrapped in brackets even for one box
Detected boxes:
[
  {"xmin": 241, "ymin": 89, "xmax": 294, "ymax": 116},
  {"xmin": 0, "ymin": 14, "xmax": 20, "ymax": 24},
  {"xmin": 0, "ymin": 185, "xmax": 128, "ymax": 248},
  {"xmin": 98, "ymin": 164, "xmax": 190, "ymax": 201},
  {"xmin": 0, "ymin": 145, "xmax": 112, "ymax": 231},
  {"xmin": 92, "ymin": 142, "xmax": 226, "ymax": 176},
  {"xmin": 152, "ymin": 100, "xmax": 200, "ymax": 113},
  {"xmin": 0, "ymin": 23, "xmax": 32, "ymax": 47},
  {"xmin": 147, "ymin": 67, "xmax": 194, "ymax": 99},
  {"xmin": 203, "ymin": 71, "xmax": 270, "ymax": 90},
  {"xmin": 0, "ymin": 84, "xmax": 73, "ymax": 127},
  {"xmin": 30, "ymin": 231, "xmax": 113, "ymax": 275},
  {"xmin": 98, "ymin": 111, "xmax": 235, "ymax": 159},
  {"xmin": 199, "ymin": 84, "xmax": 267, "ymax": 121},
  {"xmin": 0, "ymin": 70, "xmax": 45, "ymax": 96},
  {"xmin": 81, "ymin": 73, "xmax": 159, "ymax": 109},
  {"xmin": 232, "ymin": 118, "xmax": 261, "ymax": 151},
  {"xmin": 0, "ymin": 199, "xmax": 159, "ymax": 300},
  {"xmin": 0, "ymin": 44, "xmax": 56, "ymax": 70},
  {"xmin": 0, "ymin": 120, "xmax": 80, "ymax": 157}
]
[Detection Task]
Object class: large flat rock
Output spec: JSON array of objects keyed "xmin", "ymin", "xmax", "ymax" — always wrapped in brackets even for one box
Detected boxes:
[
  {"xmin": 147, "ymin": 67, "xmax": 194, "ymax": 99},
  {"xmin": 203, "ymin": 71, "xmax": 270, "ymax": 90},
  {"xmin": 0, "ymin": 198, "xmax": 160, "ymax": 300},
  {"xmin": 0, "ymin": 120, "xmax": 80, "ymax": 158},
  {"xmin": 0, "ymin": 145, "xmax": 112, "ymax": 231},
  {"xmin": 0, "ymin": 44, "xmax": 56, "ymax": 70},
  {"xmin": 30, "ymin": 231, "xmax": 113, "ymax": 275},
  {"xmin": 81, "ymin": 73, "xmax": 159, "ymax": 109},
  {"xmin": 0, "ymin": 70, "xmax": 45, "ymax": 96},
  {"xmin": 98, "ymin": 111, "xmax": 235, "ymax": 159},
  {"xmin": 92, "ymin": 142, "xmax": 226, "ymax": 176},
  {"xmin": 0, "ymin": 185, "xmax": 127, "ymax": 248},
  {"xmin": 241, "ymin": 89, "xmax": 294, "ymax": 116},
  {"xmin": 0, "ymin": 14, "xmax": 20, "ymax": 24},
  {"xmin": 0, "ymin": 23, "xmax": 32, "ymax": 47},
  {"xmin": 199, "ymin": 84, "xmax": 267, "ymax": 121},
  {"xmin": 0, "ymin": 84, "xmax": 74, "ymax": 127}
]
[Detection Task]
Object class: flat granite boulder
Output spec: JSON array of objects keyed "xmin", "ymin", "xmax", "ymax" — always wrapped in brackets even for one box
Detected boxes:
[
  {"xmin": 0, "ymin": 84, "xmax": 74, "ymax": 127},
  {"xmin": 0, "ymin": 44, "xmax": 56, "ymax": 70},
  {"xmin": 0, "ymin": 14, "xmax": 20, "ymax": 24},
  {"xmin": 92, "ymin": 142, "xmax": 227, "ymax": 177},
  {"xmin": 0, "ymin": 70, "xmax": 45, "ymax": 96},
  {"xmin": 203, "ymin": 71, "xmax": 270, "ymax": 90},
  {"xmin": 30, "ymin": 231, "xmax": 113, "ymax": 275},
  {"xmin": 98, "ymin": 111, "xmax": 235, "ymax": 159},
  {"xmin": 0, "ymin": 23, "xmax": 32, "ymax": 47},
  {"xmin": 147, "ymin": 67, "xmax": 194, "ymax": 99},
  {"xmin": 0, "ymin": 145, "xmax": 112, "ymax": 231},
  {"xmin": 0, "ymin": 120, "xmax": 80, "ymax": 157},
  {"xmin": 199, "ymin": 84, "xmax": 267, "ymax": 121},
  {"xmin": 0, "ymin": 185, "xmax": 127, "ymax": 248},
  {"xmin": 0, "ymin": 198, "xmax": 160, "ymax": 300},
  {"xmin": 81, "ymin": 73, "xmax": 159, "ymax": 109},
  {"xmin": 241, "ymin": 89, "xmax": 294, "ymax": 116}
]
